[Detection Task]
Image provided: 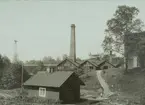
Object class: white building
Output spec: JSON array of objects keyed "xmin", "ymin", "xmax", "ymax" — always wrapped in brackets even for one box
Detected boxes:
[{"xmin": 124, "ymin": 32, "xmax": 145, "ymax": 69}]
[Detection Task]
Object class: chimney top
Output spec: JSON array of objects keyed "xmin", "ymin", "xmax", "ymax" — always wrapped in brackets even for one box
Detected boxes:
[{"xmin": 71, "ymin": 24, "xmax": 75, "ymax": 27}]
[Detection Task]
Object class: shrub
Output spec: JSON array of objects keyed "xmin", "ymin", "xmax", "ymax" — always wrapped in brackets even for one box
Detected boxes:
[
  {"xmin": 8, "ymin": 96, "xmax": 61, "ymax": 104},
  {"xmin": 0, "ymin": 63, "xmax": 30, "ymax": 89}
]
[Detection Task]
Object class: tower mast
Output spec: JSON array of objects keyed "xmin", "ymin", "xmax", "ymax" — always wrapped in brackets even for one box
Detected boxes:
[{"xmin": 13, "ymin": 40, "xmax": 18, "ymax": 63}]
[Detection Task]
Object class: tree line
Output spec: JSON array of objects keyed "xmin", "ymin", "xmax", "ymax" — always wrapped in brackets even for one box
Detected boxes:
[
  {"xmin": 0, "ymin": 54, "xmax": 30, "ymax": 89},
  {"xmin": 102, "ymin": 5, "xmax": 145, "ymax": 72}
]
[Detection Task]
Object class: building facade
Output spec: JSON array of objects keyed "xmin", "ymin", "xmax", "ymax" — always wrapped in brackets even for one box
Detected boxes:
[{"xmin": 124, "ymin": 32, "xmax": 145, "ymax": 69}]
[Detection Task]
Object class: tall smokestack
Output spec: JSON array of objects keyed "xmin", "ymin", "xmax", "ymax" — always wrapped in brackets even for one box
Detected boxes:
[{"xmin": 69, "ymin": 24, "xmax": 76, "ymax": 62}]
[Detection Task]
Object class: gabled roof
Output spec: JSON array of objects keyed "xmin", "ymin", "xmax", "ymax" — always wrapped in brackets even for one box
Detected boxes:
[
  {"xmin": 24, "ymin": 71, "xmax": 85, "ymax": 87},
  {"xmin": 57, "ymin": 58, "xmax": 79, "ymax": 67},
  {"xmin": 75, "ymin": 60, "xmax": 84, "ymax": 65},
  {"xmin": 79, "ymin": 60, "xmax": 98, "ymax": 68},
  {"xmin": 97, "ymin": 60, "xmax": 116, "ymax": 67}
]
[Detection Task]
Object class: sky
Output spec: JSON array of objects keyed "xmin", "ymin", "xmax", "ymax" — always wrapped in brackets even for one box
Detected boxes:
[{"xmin": 0, "ymin": 0, "xmax": 145, "ymax": 62}]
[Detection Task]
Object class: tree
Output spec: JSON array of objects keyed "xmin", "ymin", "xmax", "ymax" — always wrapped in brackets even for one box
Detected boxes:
[
  {"xmin": 56, "ymin": 57, "xmax": 61, "ymax": 63},
  {"xmin": 36, "ymin": 61, "xmax": 46, "ymax": 72},
  {"xmin": 0, "ymin": 55, "xmax": 11, "ymax": 80},
  {"xmin": 2, "ymin": 56, "xmax": 11, "ymax": 67},
  {"xmin": 0, "ymin": 63, "xmax": 30, "ymax": 89},
  {"xmin": 0, "ymin": 54, "xmax": 4, "ymax": 68},
  {"xmin": 62, "ymin": 54, "xmax": 68, "ymax": 60},
  {"xmin": 102, "ymin": 5, "xmax": 144, "ymax": 72},
  {"xmin": 42, "ymin": 56, "xmax": 56, "ymax": 64}
]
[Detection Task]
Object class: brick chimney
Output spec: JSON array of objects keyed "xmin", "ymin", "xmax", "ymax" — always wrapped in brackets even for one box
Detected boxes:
[{"xmin": 69, "ymin": 24, "xmax": 76, "ymax": 62}]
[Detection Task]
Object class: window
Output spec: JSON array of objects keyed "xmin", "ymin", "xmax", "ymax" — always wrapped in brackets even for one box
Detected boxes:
[
  {"xmin": 103, "ymin": 66, "xmax": 108, "ymax": 69},
  {"xmin": 89, "ymin": 66, "xmax": 93, "ymax": 69},
  {"xmin": 39, "ymin": 87, "xmax": 46, "ymax": 97}
]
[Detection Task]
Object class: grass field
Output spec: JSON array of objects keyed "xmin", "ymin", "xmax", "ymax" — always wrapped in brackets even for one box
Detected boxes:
[
  {"xmin": 1, "ymin": 67, "xmax": 144, "ymax": 105},
  {"xmin": 101, "ymin": 67, "xmax": 145, "ymax": 104}
]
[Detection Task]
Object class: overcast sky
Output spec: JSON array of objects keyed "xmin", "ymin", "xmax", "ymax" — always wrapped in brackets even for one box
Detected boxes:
[{"xmin": 0, "ymin": 0, "xmax": 145, "ymax": 61}]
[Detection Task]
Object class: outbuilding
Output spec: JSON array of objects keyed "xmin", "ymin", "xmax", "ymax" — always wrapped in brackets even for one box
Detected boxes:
[{"xmin": 23, "ymin": 71, "xmax": 85, "ymax": 103}]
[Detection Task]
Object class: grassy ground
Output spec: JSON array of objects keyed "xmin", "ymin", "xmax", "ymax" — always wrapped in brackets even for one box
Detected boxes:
[
  {"xmin": 101, "ymin": 67, "xmax": 145, "ymax": 104},
  {"xmin": 80, "ymin": 70, "xmax": 101, "ymax": 91},
  {"xmin": 1, "ymin": 67, "xmax": 144, "ymax": 105},
  {"xmin": 80, "ymin": 70, "xmax": 103, "ymax": 99}
]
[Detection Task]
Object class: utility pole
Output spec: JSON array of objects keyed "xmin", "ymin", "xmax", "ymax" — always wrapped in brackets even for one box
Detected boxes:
[
  {"xmin": 21, "ymin": 62, "xmax": 24, "ymax": 105},
  {"xmin": 21, "ymin": 62, "xmax": 24, "ymax": 91}
]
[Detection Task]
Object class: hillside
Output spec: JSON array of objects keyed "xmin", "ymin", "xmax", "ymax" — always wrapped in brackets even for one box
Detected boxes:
[
  {"xmin": 80, "ymin": 70, "xmax": 101, "ymax": 91},
  {"xmin": 101, "ymin": 67, "xmax": 145, "ymax": 103}
]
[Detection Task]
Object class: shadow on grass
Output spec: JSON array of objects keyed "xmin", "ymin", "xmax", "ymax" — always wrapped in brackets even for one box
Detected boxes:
[{"xmin": 61, "ymin": 98, "xmax": 100, "ymax": 105}]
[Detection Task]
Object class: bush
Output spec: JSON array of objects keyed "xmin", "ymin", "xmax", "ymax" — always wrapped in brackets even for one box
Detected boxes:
[
  {"xmin": 0, "ymin": 63, "xmax": 30, "ymax": 89},
  {"xmin": 10, "ymin": 96, "xmax": 61, "ymax": 104},
  {"xmin": 0, "ymin": 96, "xmax": 61, "ymax": 105}
]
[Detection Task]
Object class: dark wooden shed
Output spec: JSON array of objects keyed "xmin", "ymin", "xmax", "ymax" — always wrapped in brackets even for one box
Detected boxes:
[{"xmin": 23, "ymin": 71, "xmax": 85, "ymax": 103}]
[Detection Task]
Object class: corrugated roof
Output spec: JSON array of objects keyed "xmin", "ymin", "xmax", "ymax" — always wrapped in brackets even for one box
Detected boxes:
[{"xmin": 24, "ymin": 71, "xmax": 84, "ymax": 87}]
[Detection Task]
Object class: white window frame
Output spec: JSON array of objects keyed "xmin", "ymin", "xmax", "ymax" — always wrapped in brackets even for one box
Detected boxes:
[{"xmin": 39, "ymin": 87, "xmax": 46, "ymax": 97}]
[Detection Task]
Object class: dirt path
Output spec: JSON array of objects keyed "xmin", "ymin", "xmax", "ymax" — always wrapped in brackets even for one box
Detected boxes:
[{"xmin": 96, "ymin": 70, "xmax": 114, "ymax": 98}]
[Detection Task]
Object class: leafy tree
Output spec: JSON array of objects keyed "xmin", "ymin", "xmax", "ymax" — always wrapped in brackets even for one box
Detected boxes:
[
  {"xmin": 62, "ymin": 54, "xmax": 68, "ymax": 60},
  {"xmin": 0, "ymin": 55, "xmax": 11, "ymax": 80},
  {"xmin": 102, "ymin": 5, "xmax": 144, "ymax": 72},
  {"xmin": 42, "ymin": 56, "xmax": 56, "ymax": 64},
  {"xmin": 36, "ymin": 61, "xmax": 46, "ymax": 72},
  {"xmin": 0, "ymin": 54, "xmax": 4, "ymax": 68},
  {"xmin": 2, "ymin": 56, "xmax": 11, "ymax": 67},
  {"xmin": 56, "ymin": 57, "xmax": 61, "ymax": 63},
  {"xmin": 0, "ymin": 63, "xmax": 30, "ymax": 89}
]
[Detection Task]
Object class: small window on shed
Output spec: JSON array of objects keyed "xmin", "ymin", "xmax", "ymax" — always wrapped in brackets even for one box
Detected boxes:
[
  {"xmin": 39, "ymin": 87, "xmax": 46, "ymax": 97},
  {"xmin": 89, "ymin": 66, "xmax": 93, "ymax": 69}
]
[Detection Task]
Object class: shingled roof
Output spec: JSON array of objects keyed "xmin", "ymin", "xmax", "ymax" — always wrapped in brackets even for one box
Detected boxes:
[{"xmin": 23, "ymin": 71, "xmax": 84, "ymax": 87}]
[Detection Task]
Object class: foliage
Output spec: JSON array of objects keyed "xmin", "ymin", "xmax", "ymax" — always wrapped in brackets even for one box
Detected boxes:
[
  {"xmin": 75, "ymin": 68, "xmax": 84, "ymax": 76},
  {"xmin": 62, "ymin": 54, "xmax": 68, "ymax": 60},
  {"xmin": 0, "ymin": 54, "xmax": 11, "ymax": 81},
  {"xmin": 25, "ymin": 60, "xmax": 46, "ymax": 74},
  {"xmin": 35, "ymin": 61, "xmax": 46, "ymax": 72},
  {"xmin": 56, "ymin": 57, "xmax": 61, "ymax": 63},
  {"xmin": 42, "ymin": 56, "xmax": 56, "ymax": 64},
  {"xmin": 0, "ymin": 96, "xmax": 61, "ymax": 105},
  {"xmin": 0, "ymin": 93, "xmax": 61, "ymax": 105},
  {"xmin": 0, "ymin": 63, "xmax": 30, "ymax": 89},
  {"xmin": 102, "ymin": 5, "xmax": 144, "ymax": 55},
  {"xmin": 102, "ymin": 5, "xmax": 144, "ymax": 72}
]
